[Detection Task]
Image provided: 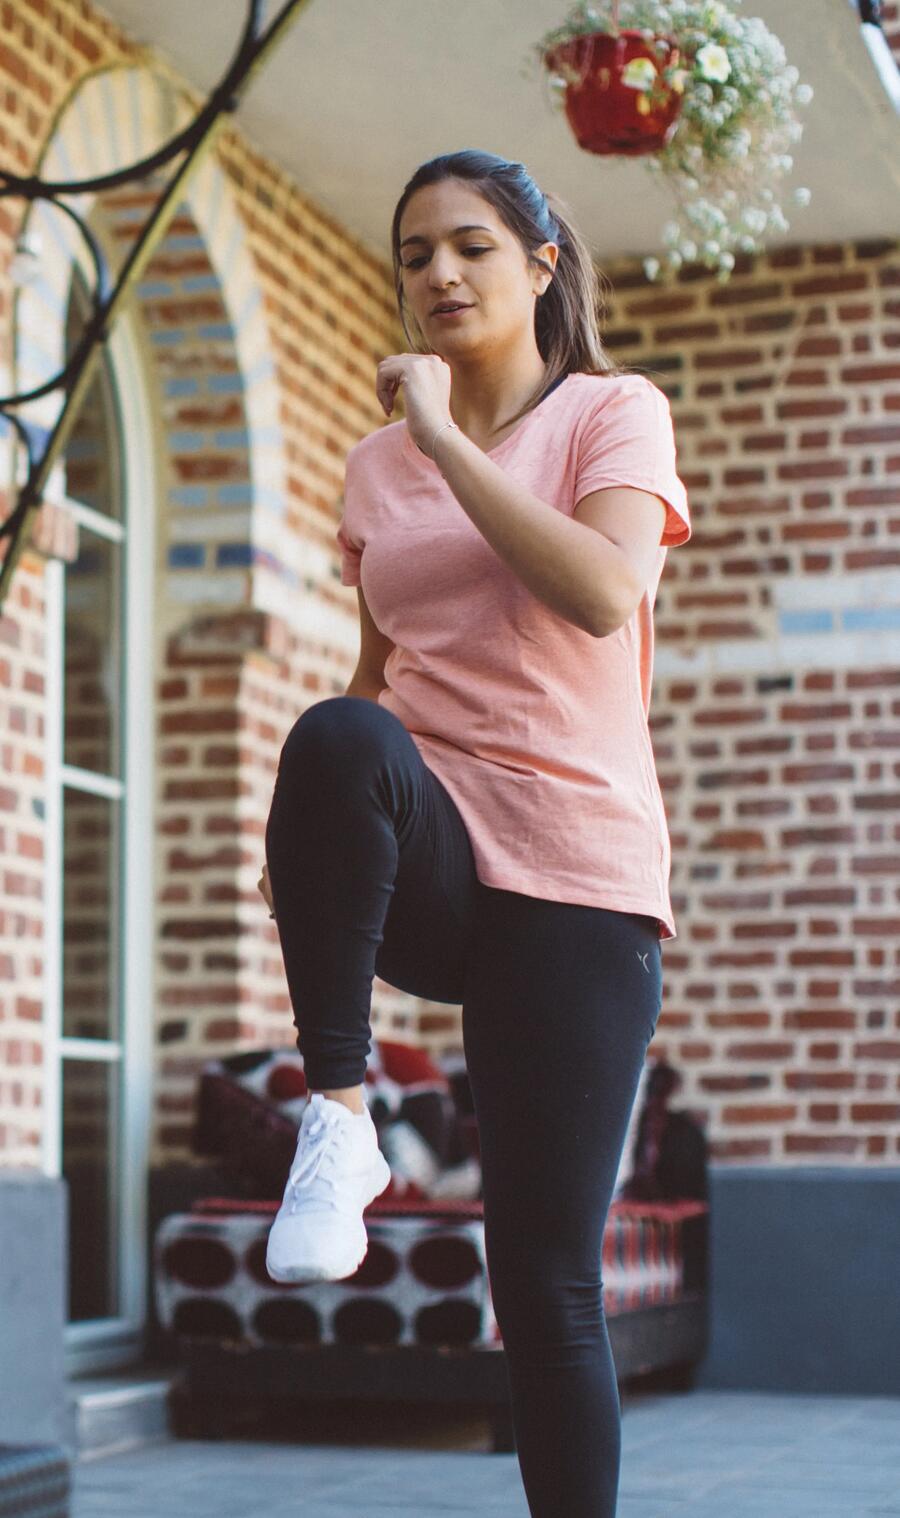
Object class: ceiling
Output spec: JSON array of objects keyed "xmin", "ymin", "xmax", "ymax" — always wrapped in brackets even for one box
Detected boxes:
[{"xmin": 98, "ymin": 0, "xmax": 900, "ymax": 265}]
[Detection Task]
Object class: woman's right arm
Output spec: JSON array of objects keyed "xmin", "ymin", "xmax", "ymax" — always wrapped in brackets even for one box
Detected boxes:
[{"xmin": 345, "ymin": 586, "xmax": 396, "ymax": 701}]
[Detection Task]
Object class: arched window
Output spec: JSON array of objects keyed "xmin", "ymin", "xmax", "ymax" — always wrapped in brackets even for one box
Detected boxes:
[{"xmin": 45, "ymin": 261, "xmax": 156, "ymax": 1373}]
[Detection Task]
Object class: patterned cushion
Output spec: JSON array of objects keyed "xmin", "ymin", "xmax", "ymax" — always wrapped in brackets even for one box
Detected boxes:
[
  {"xmin": 153, "ymin": 1196, "xmax": 709, "ymax": 1351},
  {"xmin": 194, "ymin": 1038, "xmax": 479, "ymax": 1203}
]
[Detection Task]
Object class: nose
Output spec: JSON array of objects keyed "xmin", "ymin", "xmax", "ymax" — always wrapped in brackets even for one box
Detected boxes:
[{"xmin": 427, "ymin": 249, "xmax": 462, "ymax": 289}]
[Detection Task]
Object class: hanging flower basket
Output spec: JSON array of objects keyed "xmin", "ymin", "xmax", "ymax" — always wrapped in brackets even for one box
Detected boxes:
[
  {"xmin": 543, "ymin": 28, "xmax": 683, "ymax": 156},
  {"xmin": 527, "ymin": 0, "xmax": 814, "ymax": 283}
]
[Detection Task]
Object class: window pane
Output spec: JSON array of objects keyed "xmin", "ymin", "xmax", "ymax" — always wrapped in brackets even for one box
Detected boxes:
[
  {"xmin": 63, "ymin": 526, "xmax": 122, "ymax": 777},
  {"xmin": 62, "ymin": 1056, "xmax": 121, "ymax": 1322},
  {"xmin": 64, "ymin": 271, "xmax": 122, "ymax": 522},
  {"xmin": 62, "ymin": 787, "xmax": 121, "ymax": 1042}
]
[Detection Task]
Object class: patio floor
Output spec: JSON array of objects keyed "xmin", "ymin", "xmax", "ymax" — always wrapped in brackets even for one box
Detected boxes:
[{"xmin": 71, "ymin": 1385, "xmax": 900, "ymax": 1518}]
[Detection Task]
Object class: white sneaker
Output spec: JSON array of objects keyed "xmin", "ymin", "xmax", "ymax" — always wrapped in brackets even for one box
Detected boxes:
[{"xmin": 265, "ymin": 1092, "xmax": 392, "ymax": 1284}]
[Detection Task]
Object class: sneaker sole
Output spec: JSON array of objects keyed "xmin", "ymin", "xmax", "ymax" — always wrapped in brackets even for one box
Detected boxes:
[{"xmin": 265, "ymin": 1149, "xmax": 392, "ymax": 1285}]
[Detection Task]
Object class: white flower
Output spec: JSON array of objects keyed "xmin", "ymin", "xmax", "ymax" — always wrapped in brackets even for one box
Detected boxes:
[
  {"xmin": 742, "ymin": 206, "xmax": 768, "ymax": 234},
  {"xmin": 696, "ymin": 42, "xmax": 732, "ymax": 83},
  {"xmin": 621, "ymin": 56, "xmax": 658, "ymax": 91},
  {"xmin": 538, "ymin": 0, "xmax": 809, "ymax": 286}
]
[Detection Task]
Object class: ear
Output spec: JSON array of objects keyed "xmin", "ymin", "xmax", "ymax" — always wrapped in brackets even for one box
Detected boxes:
[
  {"xmin": 573, "ymin": 485, "xmax": 668, "ymax": 632},
  {"xmin": 534, "ymin": 240, "xmax": 559, "ymax": 296}
]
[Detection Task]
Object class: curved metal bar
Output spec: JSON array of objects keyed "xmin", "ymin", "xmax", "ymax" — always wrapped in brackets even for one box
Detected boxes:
[
  {"xmin": 0, "ymin": 0, "xmax": 263, "ymax": 202},
  {"xmin": 0, "ymin": 409, "xmax": 36, "ymax": 480},
  {"xmin": 0, "ymin": 195, "xmax": 112, "ymax": 408},
  {"xmin": 0, "ymin": 0, "xmax": 307, "ymax": 608},
  {"xmin": 0, "ymin": 317, "xmax": 106, "ymax": 412}
]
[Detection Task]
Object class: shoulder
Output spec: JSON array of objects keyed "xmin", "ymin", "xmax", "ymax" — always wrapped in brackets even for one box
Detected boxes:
[
  {"xmin": 569, "ymin": 369, "xmax": 670, "ymax": 410},
  {"xmin": 346, "ymin": 420, "xmax": 409, "ymax": 471},
  {"xmin": 568, "ymin": 370, "xmax": 675, "ymax": 436}
]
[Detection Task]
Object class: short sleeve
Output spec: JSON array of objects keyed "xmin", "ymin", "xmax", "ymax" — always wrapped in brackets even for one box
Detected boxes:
[
  {"xmin": 336, "ymin": 515, "xmax": 362, "ymax": 586},
  {"xmin": 574, "ymin": 375, "xmax": 691, "ymax": 548},
  {"xmin": 335, "ymin": 445, "xmax": 364, "ymax": 586}
]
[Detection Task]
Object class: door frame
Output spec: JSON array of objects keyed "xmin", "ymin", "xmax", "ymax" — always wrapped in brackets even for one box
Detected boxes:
[{"xmin": 41, "ymin": 299, "xmax": 158, "ymax": 1376}]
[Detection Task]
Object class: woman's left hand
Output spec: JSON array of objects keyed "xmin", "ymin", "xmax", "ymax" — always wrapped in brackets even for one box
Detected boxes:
[{"xmin": 376, "ymin": 353, "xmax": 454, "ymax": 459}]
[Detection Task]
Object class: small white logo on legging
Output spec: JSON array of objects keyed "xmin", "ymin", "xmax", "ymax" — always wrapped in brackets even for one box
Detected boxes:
[{"xmin": 636, "ymin": 951, "xmax": 650, "ymax": 972}]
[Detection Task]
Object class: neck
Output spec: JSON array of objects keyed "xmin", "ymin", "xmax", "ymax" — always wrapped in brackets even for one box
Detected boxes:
[{"xmin": 445, "ymin": 343, "xmax": 549, "ymax": 439}]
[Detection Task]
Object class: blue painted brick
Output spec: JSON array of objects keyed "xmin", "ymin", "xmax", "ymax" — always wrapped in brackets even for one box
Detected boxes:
[
  {"xmin": 164, "ymin": 235, "xmax": 206, "ymax": 253},
  {"xmin": 215, "ymin": 543, "xmax": 253, "ymax": 568},
  {"xmin": 208, "ymin": 373, "xmax": 244, "ymax": 395},
  {"xmin": 216, "ymin": 484, "xmax": 254, "ymax": 507},
  {"xmin": 842, "ymin": 606, "xmax": 900, "ymax": 631},
  {"xmin": 168, "ymin": 543, "xmax": 206, "ymax": 568},
  {"xmin": 778, "ymin": 609, "xmax": 834, "ymax": 634},
  {"xmin": 171, "ymin": 486, "xmax": 209, "ymax": 509}
]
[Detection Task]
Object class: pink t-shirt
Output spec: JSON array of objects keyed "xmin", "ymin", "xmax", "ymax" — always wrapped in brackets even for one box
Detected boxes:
[{"xmin": 336, "ymin": 370, "xmax": 691, "ymax": 940}]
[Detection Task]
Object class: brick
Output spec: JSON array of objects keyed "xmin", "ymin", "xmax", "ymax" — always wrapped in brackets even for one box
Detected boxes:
[{"xmin": 3, "ymin": 3, "xmax": 900, "ymax": 1179}]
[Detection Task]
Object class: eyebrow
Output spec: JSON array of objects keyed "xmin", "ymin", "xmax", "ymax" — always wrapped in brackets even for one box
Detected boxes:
[{"xmin": 399, "ymin": 224, "xmax": 494, "ymax": 249}]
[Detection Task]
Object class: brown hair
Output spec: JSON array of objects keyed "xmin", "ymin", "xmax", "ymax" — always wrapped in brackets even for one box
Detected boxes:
[{"xmin": 390, "ymin": 148, "xmax": 625, "ymax": 430}]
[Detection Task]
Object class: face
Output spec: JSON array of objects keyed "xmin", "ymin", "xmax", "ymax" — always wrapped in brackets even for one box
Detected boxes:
[{"xmin": 397, "ymin": 178, "xmax": 558, "ymax": 358}]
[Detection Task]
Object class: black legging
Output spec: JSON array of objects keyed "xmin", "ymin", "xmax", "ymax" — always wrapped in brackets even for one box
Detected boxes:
[{"xmin": 265, "ymin": 695, "xmax": 663, "ymax": 1518}]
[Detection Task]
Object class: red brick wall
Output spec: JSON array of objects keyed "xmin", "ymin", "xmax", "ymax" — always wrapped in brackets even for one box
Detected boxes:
[
  {"xmin": 0, "ymin": 0, "xmax": 404, "ymax": 1165},
  {"xmin": 0, "ymin": 0, "xmax": 897, "ymax": 1173},
  {"xmin": 601, "ymin": 237, "xmax": 900, "ymax": 1162}
]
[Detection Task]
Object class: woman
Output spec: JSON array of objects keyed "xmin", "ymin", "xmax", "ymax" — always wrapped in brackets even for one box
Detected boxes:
[{"xmin": 259, "ymin": 148, "xmax": 691, "ymax": 1518}]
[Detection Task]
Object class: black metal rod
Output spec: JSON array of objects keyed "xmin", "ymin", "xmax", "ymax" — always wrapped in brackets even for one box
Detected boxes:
[
  {"xmin": 0, "ymin": 0, "xmax": 308, "ymax": 610},
  {"xmin": 857, "ymin": 1, "xmax": 883, "ymax": 26},
  {"xmin": 0, "ymin": 195, "xmax": 111, "ymax": 408},
  {"xmin": 0, "ymin": 0, "xmax": 263, "ymax": 202}
]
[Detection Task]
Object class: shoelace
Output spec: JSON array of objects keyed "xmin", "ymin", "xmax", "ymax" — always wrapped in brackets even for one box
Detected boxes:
[{"xmin": 288, "ymin": 1109, "xmax": 351, "ymax": 1197}]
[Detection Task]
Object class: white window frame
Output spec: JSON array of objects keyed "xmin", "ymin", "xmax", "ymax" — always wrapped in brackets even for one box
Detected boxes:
[{"xmin": 41, "ymin": 300, "xmax": 157, "ymax": 1376}]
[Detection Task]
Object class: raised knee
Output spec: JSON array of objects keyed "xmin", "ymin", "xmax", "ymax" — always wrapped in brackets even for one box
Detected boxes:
[{"xmin": 277, "ymin": 694, "xmax": 397, "ymax": 774}]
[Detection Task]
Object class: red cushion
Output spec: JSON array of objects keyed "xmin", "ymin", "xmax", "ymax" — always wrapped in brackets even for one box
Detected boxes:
[
  {"xmin": 265, "ymin": 1063, "xmax": 308, "ymax": 1101},
  {"xmin": 376, "ymin": 1038, "xmax": 448, "ymax": 1089}
]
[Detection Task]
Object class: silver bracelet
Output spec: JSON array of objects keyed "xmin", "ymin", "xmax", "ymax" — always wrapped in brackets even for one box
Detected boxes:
[{"xmin": 430, "ymin": 419, "xmax": 459, "ymax": 466}]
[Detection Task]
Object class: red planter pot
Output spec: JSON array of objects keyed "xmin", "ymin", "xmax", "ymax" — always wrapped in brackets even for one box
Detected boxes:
[{"xmin": 544, "ymin": 28, "xmax": 683, "ymax": 156}]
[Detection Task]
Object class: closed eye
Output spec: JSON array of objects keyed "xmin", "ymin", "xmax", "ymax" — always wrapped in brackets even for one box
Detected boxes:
[{"xmin": 402, "ymin": 247, "xmax": 491, "ymax": 269}]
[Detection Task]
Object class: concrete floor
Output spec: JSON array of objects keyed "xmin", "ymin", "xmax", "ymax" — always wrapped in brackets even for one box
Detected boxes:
[{"xmin": 71, "ymin": 1386, "xmax": 900, "ymax": 1518}]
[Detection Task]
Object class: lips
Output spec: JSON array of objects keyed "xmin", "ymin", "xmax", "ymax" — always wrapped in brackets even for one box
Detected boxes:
[{"xmin": 432, "ymin": 302, "xmax": 471, "ymax": 314}]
